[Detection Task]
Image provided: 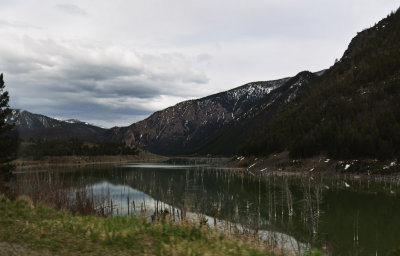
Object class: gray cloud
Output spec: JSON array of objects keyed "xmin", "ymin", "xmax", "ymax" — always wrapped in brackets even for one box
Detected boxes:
[
  {"xmin": 197, "ymin": 54, "xmax": 212, "ymax": 63},
  {"xmin": 0, "ymin": 35, "xmax": 208, "ymax": 127},
  {"xmin": 56, "ymin": 4, "xmax": 87, "ymax": 16},
  {"xmin": 0, "ymin": 19, "xmax": 42, "ymax": 29},
  {"xmin": 0, "ymin": 0, "xmax": 398, "ymax": 127}
]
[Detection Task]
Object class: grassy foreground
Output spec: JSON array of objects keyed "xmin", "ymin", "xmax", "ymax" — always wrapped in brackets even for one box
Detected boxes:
[{"xmin": 0, "ymin": 196, "xmax": 271, "ymax": 256}]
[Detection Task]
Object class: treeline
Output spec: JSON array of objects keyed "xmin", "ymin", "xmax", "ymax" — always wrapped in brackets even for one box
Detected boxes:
[
  {"xmin": 18, "ymin": 139, "xmax": 139, "ymax": 158},
  {"xmin": 241, "ymin": 9, "xmax": 400, "ymax": 160}
]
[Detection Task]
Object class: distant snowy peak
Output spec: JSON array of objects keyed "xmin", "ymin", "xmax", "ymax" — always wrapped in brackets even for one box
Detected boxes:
[
  {"xmin": 64, "ymin": 119, "xmax": 81, "ymax": 124},
  {"xmin": 6, "ymin": 109, "xmax": 102, "ymax": 131},
  {"xmin": 228, "ymin": 71, "xmax": 319, "ymax": 122},
  {"xmin": 224, "ymin": 78, "xmax": 290, "ymax": 116},
  {"xmin": 6, "ymin": 109, "xmax": 108, "ymax": 141},
  {"xmin": 64, "ymin": 119, "xmax": 91, "ymax": 125},
  {"xmin": 6, "ymin": 109, "xmax": 61, "ymax": 130},
  {"xmin": 226, "ymin": 78, "xmax": 290, "ymax": 102}
]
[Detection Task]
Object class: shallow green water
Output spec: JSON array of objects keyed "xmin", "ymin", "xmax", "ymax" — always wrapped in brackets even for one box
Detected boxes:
[{"xmin": 15, "ymin": 159, "xmax": 400, "ymax": 255}]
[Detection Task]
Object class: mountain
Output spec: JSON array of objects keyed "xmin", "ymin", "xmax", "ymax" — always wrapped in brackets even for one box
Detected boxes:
[
  {"xmin": 7, "ymin": 109, "xmax": 63, "ymax": 130},
  {"xmin": 108, "ymin": 77, "xmax": 292, "ymax": 154},
  {"xmin": 7, "ymin": 69, "xmax": 319, "ymax": 155},
  {"xmin": 6, "ymin": 109, "xmax": 108, "ymax": 141},
  {"xmin": 7, "ymin": 68, "xmax": 320, "ymax": 156},
  {"xmin": 9, "ymin": 9, "xmax": 399, "ymax": 159},
  {"xmin": 198, "ymin": 70, "xmax": 321, "ymax": 154},
  {"xmin": 241, "ymin": 8, "xmax": 400, "ymax": 159},
  {"xmin": 109, "ymin": 70, "xmax": 324, "ymax": 155}
]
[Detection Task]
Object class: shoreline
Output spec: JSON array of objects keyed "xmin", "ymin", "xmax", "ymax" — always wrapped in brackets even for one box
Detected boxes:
[
  {"xmin": 12, "ymin": 152, "xmax": 169, "ymax": 170},
  {"xmin": 12, "ymin": 152, "xmax": 400, "ymax": 178},
  {"xmin": 224, "ymin": 151, "xmax": 400, "ymax": 178}
]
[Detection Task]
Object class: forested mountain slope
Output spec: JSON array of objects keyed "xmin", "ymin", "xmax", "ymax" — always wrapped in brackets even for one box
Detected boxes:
[{"xmin": 241, "ymin": 9, "xmax": 400, "ymax": 159}]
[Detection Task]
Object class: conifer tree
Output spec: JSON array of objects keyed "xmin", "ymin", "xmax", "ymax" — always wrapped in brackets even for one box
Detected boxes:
[
  {"xmin": 0, "ymin": 74, "xmax": 12, "ymax": 134},
  {"xmin": 0, "ymin": 73, "xmax": 15, "ymax": 194}
]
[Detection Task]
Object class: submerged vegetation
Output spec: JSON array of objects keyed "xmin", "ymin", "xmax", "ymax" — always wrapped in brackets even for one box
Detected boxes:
[
  {"xmin": 8, "ymin": 162, "xmax": 400, "ymax": 255},
  {"xmin": 6, "ymin": 162, "xmax": 339, "ymax": 255},
  {"xmin": 0, "ymin": 195, "xmax": 271, "ymax": 256}
]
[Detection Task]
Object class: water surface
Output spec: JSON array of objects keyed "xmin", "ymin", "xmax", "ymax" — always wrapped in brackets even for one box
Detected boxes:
[{"xmin": 15, "ymin": 159, "xmax": 400, "ymax": 255}]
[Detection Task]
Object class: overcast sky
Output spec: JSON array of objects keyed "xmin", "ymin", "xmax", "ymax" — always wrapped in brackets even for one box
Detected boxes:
[{"xmin": 0, "ymin": 1, "xmax": 398, "ymax": 127}]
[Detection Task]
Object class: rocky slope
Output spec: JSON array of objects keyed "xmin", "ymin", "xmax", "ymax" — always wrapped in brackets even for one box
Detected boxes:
[
  {"xmin": 108, "ymin": 78, "xmax": 290, "ymax": 154},
  {"xmin": 109, "ymin": 71, "xmax": 322, "ymax": 155},
  {"xmin": 199, "ymin": 70, "xmax": 321, "ymax": 154}
]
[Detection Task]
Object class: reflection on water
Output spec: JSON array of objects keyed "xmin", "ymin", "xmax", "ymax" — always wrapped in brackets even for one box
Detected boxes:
[
  {"xmin": 14, "ymin": 159, "xmax": 400, "ymax": 255},
  {"xmin": 122, "ymin": 163, "xmax": 208, "ymax": 169}
]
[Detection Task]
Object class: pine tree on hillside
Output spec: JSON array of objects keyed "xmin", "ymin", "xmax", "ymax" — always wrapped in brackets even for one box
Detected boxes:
[
  {"xmin": 0, "ymin": 73, "xmax": 16, "ymax": 195},
  {"xmin": 0, "ymin": 74, "xmax": 12, "ymax": 133},
  {"xmin": 240, "ymin": 9, "xmax": 400, "ymax": 159}
]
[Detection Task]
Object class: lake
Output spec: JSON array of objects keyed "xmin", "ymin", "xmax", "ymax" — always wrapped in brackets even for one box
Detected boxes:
[{"xmin": 14, "ymin": 158, "xmax": 400, "ymax": 255}]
